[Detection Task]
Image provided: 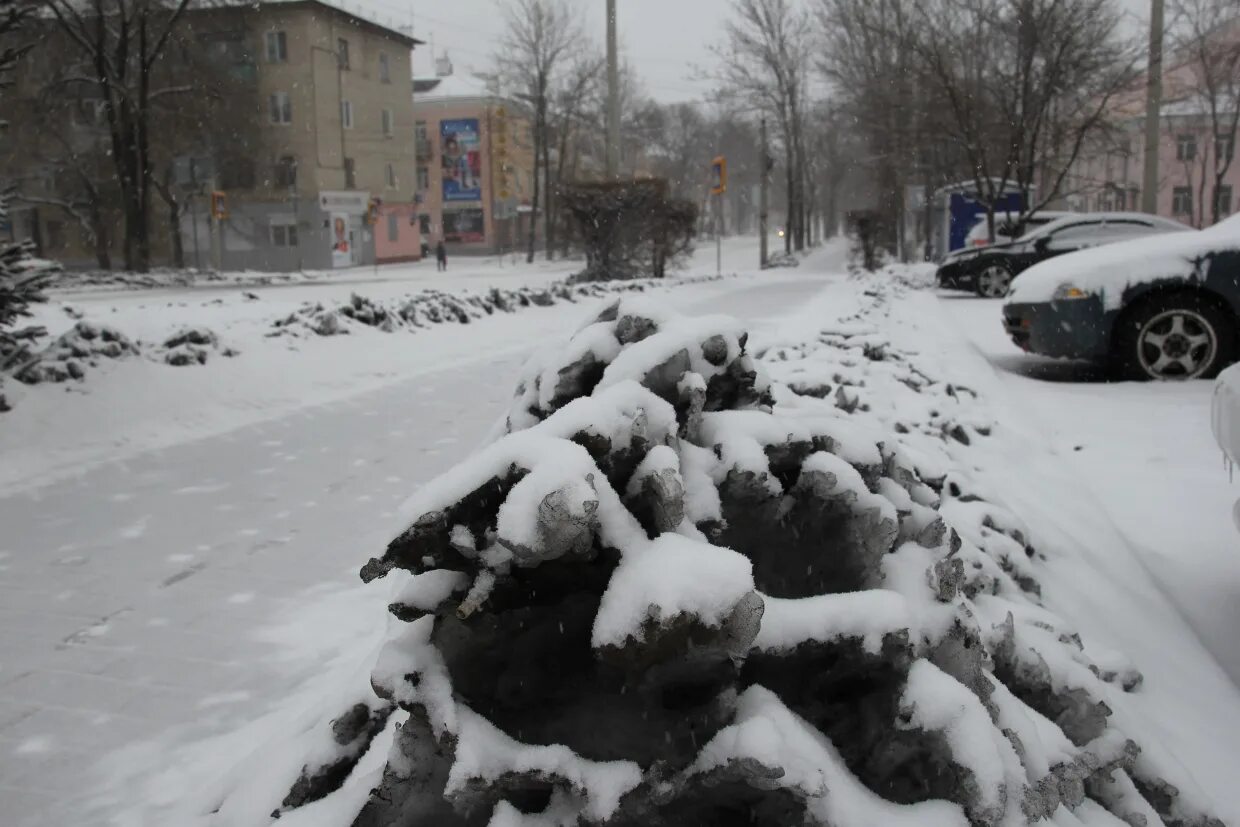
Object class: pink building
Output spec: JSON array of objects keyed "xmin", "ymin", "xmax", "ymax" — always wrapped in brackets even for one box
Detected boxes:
[
  {"xmin": 411, "ymin": 71, "xmax": 539, "ymax": 254},
  {"xmin": 1068, "ymin": 25, "xmax": 1240, "ymax": 229}
]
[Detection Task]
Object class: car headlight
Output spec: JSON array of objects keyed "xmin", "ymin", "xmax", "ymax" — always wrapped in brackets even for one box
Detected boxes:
[{"xmin": 1052, "ymin": 283, "xmax": 1090, "ymax": 301}]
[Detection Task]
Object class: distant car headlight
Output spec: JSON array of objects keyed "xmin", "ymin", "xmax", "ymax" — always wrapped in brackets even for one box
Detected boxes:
[{"xmin": 1052, "ymin": 283, "xmax": 1090, "ymax": 300}]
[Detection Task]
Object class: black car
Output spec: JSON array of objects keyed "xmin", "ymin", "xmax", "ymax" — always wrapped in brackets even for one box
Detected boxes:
[
  {"xmin": 937, "ymin": 212, "xmax": 1188, "ymax": 298},
  {"xmin": 1004, "ymin": 215, "xmax": 1240, "ymax": 380}
]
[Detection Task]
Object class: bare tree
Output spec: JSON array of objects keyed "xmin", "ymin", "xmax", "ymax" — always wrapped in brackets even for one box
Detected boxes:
[
  {"xmin": 1169, "ymin": 0, "xmax": 1240, "ymax": 226},
  {"xmin": 713, "ymin": 0, "xmax": 811, "ymax": 252},
  {"xmin": 547, "ymin": 54, "xmax": 603, "ymax": 260},
  {"xmin": 495, "ymin": 0, "xmax": 582, "ymax": 264},
  {"xmin": 909, "ymin": 0, "xmax": 1137, "ymax": 238},
  {"xmin": 817, "ymin": 0, "xmax": 944, "ymax": 252},
  {"xmin": 37, "ymin": 0, "xmax": 198, "ymax": 272}
]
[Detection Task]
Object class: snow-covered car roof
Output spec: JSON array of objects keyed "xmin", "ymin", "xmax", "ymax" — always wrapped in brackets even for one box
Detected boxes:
[
  {"xmin": 1007, "ymin": 215, "xmax": 1236, "ymax": 310},
  {"xmin": 1014, "ymin": 211, "xmax": 1187, "ymax": 242}
]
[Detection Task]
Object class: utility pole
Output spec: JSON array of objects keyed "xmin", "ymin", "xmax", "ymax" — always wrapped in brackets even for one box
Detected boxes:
[
  {"xmin": 1142, "ymin": 0, "xmax": 1165, "ymax": 214},
  {"xmin": 605, "ymin": 0, "xmax": 620, "ymax": 178},
  {"xmin": 759, "ymin": 117, "xmax": 769, "ymax": 269}
]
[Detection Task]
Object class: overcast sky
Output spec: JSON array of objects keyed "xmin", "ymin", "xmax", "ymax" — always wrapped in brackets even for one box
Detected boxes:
[{"xmin": 354, "ymin": 0, "xmax": 1154, "ymax": 105}]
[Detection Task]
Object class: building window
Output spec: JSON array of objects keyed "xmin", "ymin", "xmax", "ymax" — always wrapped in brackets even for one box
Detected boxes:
[
  {"xmin": 1176, "ymin": 134, "xmax": 1197, "ymax": 161},
  {"xmin": 270, "ymin": 222, "xmax": 299, "ymax": 247},
  {"xmin": 385, "ymin": 163, "xmax": 397, "ymax": 188},
  {"xmin": 341, "ymin": 100, "xmax": 353, "ymax": 129},
  {"xmin": 379, "ymin": 51, "xmax": 390, "ymax": 83},
  {"xmin": 1217, "ymin": 132, "xmax": 1235, "ymax": 162},
  {"xmin": 337, "ymin": 37, "xmax": 350, "ymax": 69},
  {"xmin": 381, "ymin": 108, "xmax": 393, "ymax": 137},
  {"xmin": 1216, "ymin": 185, "xmax": 1233, "ymax": 218},
  {"xmin": 415, "ymin": 121, "xmax": 428, "ymax": 143},
  {"xmin": 274, "ymin": 155, "xmax": 297, "ymax": 188},
  {"xmin": 219, "ymin": 156, "xmax": 255, "ymax": 190},
  {"xmin": 269, "ymin": 91, "xmax": 292, "ymax": 124},
  {"xmin": 265, "ymin": 30, "xmax": 287, "ymax": 62},
  {"xmin": 344, "ymin": 157, "xmax": 356, "ymax": 189},
  {"xmin": 1172, "ymin": 186, "xmax": 1193, "ymax": 215},
  {"xmin": 387, "ymin": 212, "xmax": 399, "ymax": 242},
  {"xmin": 416, "ymin": 166, "xmax": 429, "ymax": 191},
  {"xmin": 419, "ymin": 214, "xmax": 431, "ymax": 234}
]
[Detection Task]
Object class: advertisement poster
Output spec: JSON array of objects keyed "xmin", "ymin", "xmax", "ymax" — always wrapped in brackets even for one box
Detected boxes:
[
  {"xmin": 443, "ymin": 208, "xmax": 486, "ymax": 243},
  {"xmin": 441, "ymin": 118, "xmax": 483, "ymax": 202},
  {"xmin": 331, "ymin": 212, "xmax": 351, "ymax": 267}
]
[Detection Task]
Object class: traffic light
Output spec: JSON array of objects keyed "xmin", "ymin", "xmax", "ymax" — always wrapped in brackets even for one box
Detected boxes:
[
  {"xmin": 711, "ymin": 156, "xmax": 728, "ymax": 195},
  {"xmin": 210, "ymin": 190, "xmax": 227, "ymax": 220},
  {"xmin": 366, "ymin": 197, "xmax": 382, "ymax": 226}
]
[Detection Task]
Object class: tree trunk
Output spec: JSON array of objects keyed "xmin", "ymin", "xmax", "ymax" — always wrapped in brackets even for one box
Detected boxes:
[
  {"xmin": 544, "ymin": 127, "xmax": 555, "ymax": 261},
  {"xmin": 527, "ymin": 104, "xmax": 542, "ymax": 265},
  {"xmin": 91, "ymin": 203, "xmax": 111, "ymax": 270}
]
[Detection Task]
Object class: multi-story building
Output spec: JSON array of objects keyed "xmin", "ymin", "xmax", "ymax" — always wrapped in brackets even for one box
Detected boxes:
[
  {"xmin": 1065, "ymin": 22, "xmax": 1240, "ymax": 228},
  {"xmin": 2, "ymin": 0, "xmax": 424, "ymax": 271},
  {"xmin": 412, "ymin": 69, "xmax": 538, "ymax": 254}
]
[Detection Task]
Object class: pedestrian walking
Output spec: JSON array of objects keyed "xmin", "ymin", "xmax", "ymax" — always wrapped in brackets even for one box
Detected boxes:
[{"xmin": 436, "ymin": 239, "xmax": 448, "ymax": 272}]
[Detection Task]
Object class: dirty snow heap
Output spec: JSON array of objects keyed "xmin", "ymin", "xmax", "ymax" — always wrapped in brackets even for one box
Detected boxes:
[{"xmin": 262, "ymin": 296, "xmax": 1224, "ymax": 826}]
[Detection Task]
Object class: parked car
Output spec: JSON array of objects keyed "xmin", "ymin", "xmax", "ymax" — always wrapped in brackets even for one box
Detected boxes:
[
  {"xmin": 1211, "ymin": 364, "xmax": 1240, "ymax": 530},
  {"xmin": 961, "ymin": 210, "xmax": 1076, "ymax": 249},
  {"xmin": 937, "ymin": 212, "xmax": 1189, "ymax": 298},
  {"xmin": 1004, "ymin": 213, "xmax": 1240, "ymax": 380}
]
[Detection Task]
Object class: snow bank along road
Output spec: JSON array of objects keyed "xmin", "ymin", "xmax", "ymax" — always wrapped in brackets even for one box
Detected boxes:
[{"xmin": 0, "ymin": 249, "xmax": 843, "ymax": 826}]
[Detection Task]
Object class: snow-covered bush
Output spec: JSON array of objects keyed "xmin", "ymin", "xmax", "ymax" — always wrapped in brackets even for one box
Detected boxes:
[
  {"xmin": 0, "ymin": 191, "xmax": 60, "ymax": 410},
  {"xmin": 257, "ymin": 295, "xmax": 1224, "ymax": 826}
]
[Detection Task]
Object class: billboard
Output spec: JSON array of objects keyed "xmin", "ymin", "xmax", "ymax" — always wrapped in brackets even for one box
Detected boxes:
[
  {"xmin": 443, "ymin": 208, "xmax": 486, "ymax": 243},
  {"xmin": 441, "ymin": 118, "xmax": 483, "ymax": 202}
]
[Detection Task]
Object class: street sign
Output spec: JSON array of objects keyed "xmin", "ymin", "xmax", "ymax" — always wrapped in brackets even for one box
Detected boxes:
[{"xmin": 711, "ymin": 156, "xmax": 728, "ymax": 195}]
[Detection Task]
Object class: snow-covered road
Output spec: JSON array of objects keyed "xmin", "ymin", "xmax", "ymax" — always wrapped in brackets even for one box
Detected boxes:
[{"xmin": 0, "ymin": 260, "xmax": 841, "ymax": 825}]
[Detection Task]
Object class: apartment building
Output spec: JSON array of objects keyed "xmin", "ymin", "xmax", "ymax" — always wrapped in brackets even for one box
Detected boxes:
[
  {"xmin": 1065, "ymin": 23, "xmax": 1240, "ymax": 228},
  {"xmin": 2, "ymin": 0, "xmax": 424, "ymax": 271},
  {"xmin": 412, "ymin": 70, "xmax": 538, "ymax": 254}
]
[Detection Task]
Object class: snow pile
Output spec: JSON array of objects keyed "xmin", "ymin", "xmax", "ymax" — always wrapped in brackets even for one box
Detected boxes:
[
  {"xmin": 212, "ymin": 293, "xmax": 1225, "ymax": 826},
  {"xmin": 161, "ymin": 326, "xmax": 239, "ymax": 366},
  {"xmin": 12, "ymin": 321, "xmax": 139, "ymax": 383},
  {"xmin": 7, "ymin": 321, "xmax": 235, "ymax": 386},
  {"xmin": 266, "ymin": 279, "xmax": 715, "ymax": 339}
]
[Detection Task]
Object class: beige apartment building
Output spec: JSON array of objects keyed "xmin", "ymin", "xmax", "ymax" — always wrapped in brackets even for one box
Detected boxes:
[
  {"xmin": 412, "ymin": 71, "xmax": 539, "ymax": 254},
  {"xmin": 2, "ymin": 0, "xmax": 424, "ymax": 271}
]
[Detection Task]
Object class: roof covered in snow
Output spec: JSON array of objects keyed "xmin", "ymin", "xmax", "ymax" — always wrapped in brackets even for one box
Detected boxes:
[{"xmin": 413, "ymin": 72, "xmax": 503, "ymax": 103}]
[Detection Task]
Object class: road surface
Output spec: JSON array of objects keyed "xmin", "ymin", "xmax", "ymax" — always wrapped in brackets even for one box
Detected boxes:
[{"xmin": 0, "ymin": 270, "xmax": 839, "ymax": 825}]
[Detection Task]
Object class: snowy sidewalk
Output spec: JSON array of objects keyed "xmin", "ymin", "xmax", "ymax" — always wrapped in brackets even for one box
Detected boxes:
[
  {"xmin": 939, "ymin": 293, "xmax": 1240, "ymax": 687},
  {"xmin": 0, "ymin": 267, "xmax": 842, "ymax": 826}
]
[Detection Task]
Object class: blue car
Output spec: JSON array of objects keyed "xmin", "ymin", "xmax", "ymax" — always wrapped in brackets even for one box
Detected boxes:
[{"xmin": 1003, "ymin": 214, "xmax": 1240, "ymax": 380}]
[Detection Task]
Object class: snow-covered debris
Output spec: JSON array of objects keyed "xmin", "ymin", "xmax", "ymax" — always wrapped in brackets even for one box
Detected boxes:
[
  {"xmin": 13, "ymin": 321, "xmax": 138, "ymax": 384},
  {"xmin": 266, "ymin": 279, "xmax": 691, "ymax": 339},
  {"xmin": 197, "ymin": 286, "xmax": 1225, "ymax": 826},
  {"xmin": 160, "ymin": 326, "xmax": 237, "ymax": 365}
]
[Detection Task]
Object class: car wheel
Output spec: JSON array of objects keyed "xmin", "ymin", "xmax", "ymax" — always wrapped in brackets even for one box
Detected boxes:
[
  {"xmin": 975, "ymin": 263, "xmax": 1013, "ymax": 298},
  {"xmin": 1114, "ymin": 294, "xmax": 1235, "ymax": 381}
]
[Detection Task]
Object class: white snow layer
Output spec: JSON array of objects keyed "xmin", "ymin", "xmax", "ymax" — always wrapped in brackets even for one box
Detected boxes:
[
  {"xmin": 591, "ymin": 534, "xmax": 755, "ymax": 648},
  {"xmin": 1008, "ymin": 214, "xmax": 1240, "ymax": 309}
]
